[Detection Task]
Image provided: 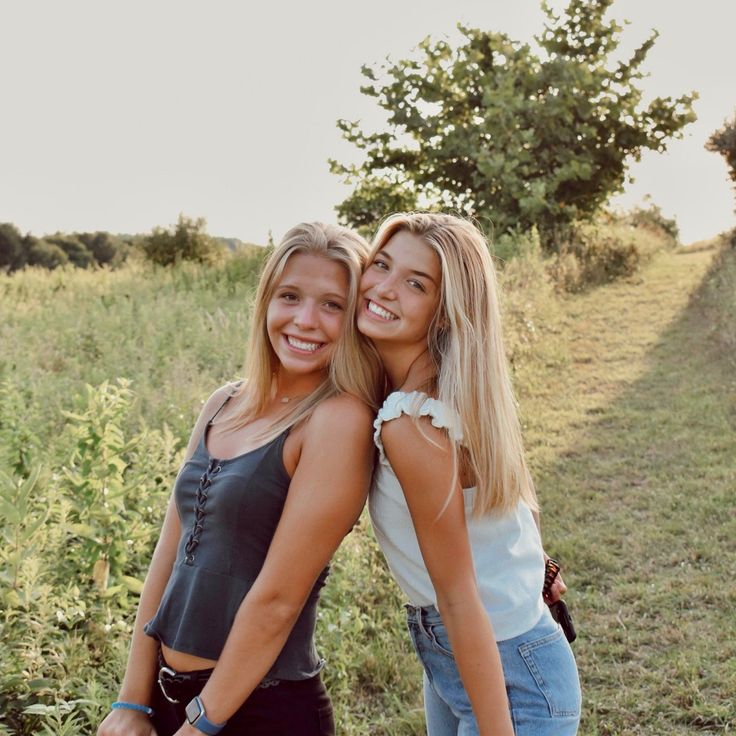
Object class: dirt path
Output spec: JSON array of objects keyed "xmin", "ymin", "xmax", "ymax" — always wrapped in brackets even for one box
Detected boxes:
[{"xmin": 519, "ymin": 244, "xmax": 736, "ymax": 735}]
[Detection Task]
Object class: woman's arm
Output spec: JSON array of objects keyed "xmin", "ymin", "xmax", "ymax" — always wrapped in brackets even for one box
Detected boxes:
[
  {"xmin": 175, "ymin": 394, "xmax": 374, "ymax": 729},
  {"xmin": 380, "ymin": 415, "xmax": 515, "ymax": 736},
  {"xmin": 97, "ymin": 386, "xmax": 234, "ymax": 736}
]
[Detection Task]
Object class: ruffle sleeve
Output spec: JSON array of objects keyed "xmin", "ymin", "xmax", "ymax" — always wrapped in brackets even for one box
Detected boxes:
[{"xmin": 373, "ymin": 391, "xmax": 464, "ymax": 464}]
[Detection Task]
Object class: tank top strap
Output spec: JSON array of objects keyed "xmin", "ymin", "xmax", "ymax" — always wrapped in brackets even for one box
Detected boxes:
[
  {"xmin": 208, "ymin": 381, "xmax": 243, "ymax": 425},
  {"xmin": 373, "ymin": 390, "xmax": 464, "ymax": 465}
]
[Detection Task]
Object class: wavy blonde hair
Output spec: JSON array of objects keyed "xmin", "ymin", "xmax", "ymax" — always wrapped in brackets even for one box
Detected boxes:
[
  {"xmin": 225, "ymin": 222, "xmax": 382, "ymax": 442},
  {"xmin": 371, "ymin": 212, "xmax": 537, "ymax": 516}
]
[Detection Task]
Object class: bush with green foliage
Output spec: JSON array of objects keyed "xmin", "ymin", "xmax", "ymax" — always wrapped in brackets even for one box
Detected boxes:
[
  {"xmin": 624, "ymin": 201, "xmax": 679, "ymax": 243},
  {"xmin": 0, "ymin": 223, "xmax": 27, "ymax": 272},
  {"xmin": 331, "ymin": 0, "xmax": 696, "ymax": 247},
  {"xmin": 142, "ymin": 214, "xmax": 222, "ymax": 266},
  {"xmin": 707, "ymin": 113, "xmax": 736, "ymax": 193},
  {"xmin": 0, "ymin": 380, "xmax": 181, "ymax": 735}
]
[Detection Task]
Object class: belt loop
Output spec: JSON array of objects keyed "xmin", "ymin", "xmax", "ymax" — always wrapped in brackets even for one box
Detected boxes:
[{"xmin": 416, "ymin": 605, "xmax": 431, "ymax": 638}]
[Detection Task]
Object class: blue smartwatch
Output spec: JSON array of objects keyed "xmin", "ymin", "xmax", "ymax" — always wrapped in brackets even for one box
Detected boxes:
[{"xmin": 184, "ymin": 696, "xmax": 226, "ymax": 735}]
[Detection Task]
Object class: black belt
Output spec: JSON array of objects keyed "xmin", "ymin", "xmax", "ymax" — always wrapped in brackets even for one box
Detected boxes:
[{"xmin": 156, "ymin": 650, "xmax": 283, "ymax": 704}]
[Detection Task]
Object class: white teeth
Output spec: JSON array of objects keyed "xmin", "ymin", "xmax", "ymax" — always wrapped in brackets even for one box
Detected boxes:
[
  {"xmin": 287, "ymin": 336, "xmax": 322, "ymax": 352},
  {"xmin": 368, "ymin": 300, "xmax": 398, "ymax": 320}
]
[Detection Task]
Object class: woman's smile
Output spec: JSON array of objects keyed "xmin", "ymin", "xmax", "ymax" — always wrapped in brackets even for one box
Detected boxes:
[{"xmin": 358, "ymin": 230, "xmax": 441, "ymax": 350}]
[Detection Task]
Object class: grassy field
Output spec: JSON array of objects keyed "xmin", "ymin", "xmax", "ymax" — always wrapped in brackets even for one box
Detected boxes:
[
  {"xmin": 1, "ymin": 235, "xmax": 734, "ymax": 734},
  {"xmin": 518, "ymin": 236, "xmax": 736, "ymax": 734}
]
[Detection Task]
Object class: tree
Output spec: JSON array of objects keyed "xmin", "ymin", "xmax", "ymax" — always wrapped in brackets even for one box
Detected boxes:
[
  {"xmin": 331, "ymin": 0, "xmax": 696, "ymax": 248},
  {"xmin": 141, "ymin": 214, "xmax": 220, "ymax": 266},
  {"xmin": 0, "ymin": 223, "xmax": 26, "ymax": 272},
  {"xmin": 706, "ymin": 113, "xmax": 736, "ymax": 199},
  {"xmin": 25, "ymin": 237, "xmax": 69, "ymax": 269},
  {"xmin": 78, "ymin": 231, "xmax": 120, "ymax": 265},
  {"xmin": 45, "ymin": 235, "xmax": 95, "ymax": 268}
]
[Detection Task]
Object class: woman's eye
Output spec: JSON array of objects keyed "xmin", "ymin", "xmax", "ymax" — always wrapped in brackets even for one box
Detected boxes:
[
  {"xmin": 280, "ymin": 293, "xmax": 298, "ymax": 302},
  {"xmin": 408, "ymin": 280, "xmax": 426, "ymax": 292},
  {"xmin": 372, "ymin": 259, "xmax": 389, "ymax": 271},
  {"xmin": 324, "ymin": 301, "xmax": 344, "ymax": 312}
]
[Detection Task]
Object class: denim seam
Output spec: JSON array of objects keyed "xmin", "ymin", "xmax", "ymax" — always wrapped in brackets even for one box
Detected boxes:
[{"xmin": 407, "ymin": 622, "xmax": 436, "ymax": 688}]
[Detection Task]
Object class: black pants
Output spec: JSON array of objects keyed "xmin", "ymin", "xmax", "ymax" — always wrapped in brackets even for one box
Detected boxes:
[{"xmin": 150, "ymin": 663, "xmax": 335, "ymax": 736}]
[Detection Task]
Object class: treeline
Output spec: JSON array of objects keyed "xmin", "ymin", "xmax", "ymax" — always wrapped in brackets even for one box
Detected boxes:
[
  {"xmin": 0, "ymin": 223, "xmax": 134, "ymax": 272},
  {"xmin": 0, "ymin": 216, "xmax": 259, "ymax": 274}
]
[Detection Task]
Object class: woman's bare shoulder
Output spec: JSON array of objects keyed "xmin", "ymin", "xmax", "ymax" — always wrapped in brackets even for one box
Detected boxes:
[{"xmin": 310, "ymin": 392, "xmax": 375, "ymax": 427}]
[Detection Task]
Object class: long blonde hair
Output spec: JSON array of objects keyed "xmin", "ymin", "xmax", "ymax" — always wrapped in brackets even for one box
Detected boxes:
[
  {"xmin": 226, "ymin": 222, "xmax": 382, "ymax": 441},
  {"xmin": 371, "ymin": 212, "xmax": 537, "ymax": 516}
]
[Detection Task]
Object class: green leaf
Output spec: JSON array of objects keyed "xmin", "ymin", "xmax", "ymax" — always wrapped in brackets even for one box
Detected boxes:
[{"xmin": 121, "ymin": 575, "xmax": 145, "ymax": 594}]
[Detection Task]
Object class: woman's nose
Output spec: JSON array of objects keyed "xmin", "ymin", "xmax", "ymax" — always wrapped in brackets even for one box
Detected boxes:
[
  {"xmin": 375, "ymin": 275, "xmax": 397, "ymax": 300},
  {"xmin": 293, "ymin": 301, "xmax": 318, "ymax": 329}
]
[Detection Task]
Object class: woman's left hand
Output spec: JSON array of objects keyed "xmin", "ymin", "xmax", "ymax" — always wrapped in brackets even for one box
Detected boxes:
[{"xmin": 543, "ymin": 553, "xmax": 568, "ymax": 605}]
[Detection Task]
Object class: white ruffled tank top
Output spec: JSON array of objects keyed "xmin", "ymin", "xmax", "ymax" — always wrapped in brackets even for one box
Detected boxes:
[{"xmin": 369, "ymin": 391, "xmax": 546, "ymax": 641}]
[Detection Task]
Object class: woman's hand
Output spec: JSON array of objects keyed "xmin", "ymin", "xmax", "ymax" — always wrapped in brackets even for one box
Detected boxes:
[
  {"xmin": 543, "ymin": 553, "xmax": 568, "ymax": 605},
  {"xmin": 97, "ymin": 708, "xmax": 157, "ymax": 736}
]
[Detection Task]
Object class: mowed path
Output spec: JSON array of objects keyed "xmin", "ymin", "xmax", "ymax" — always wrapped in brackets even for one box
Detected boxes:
[{"xmin": 517, "ymin": 243, "xmax": 736, "ymax": 735}]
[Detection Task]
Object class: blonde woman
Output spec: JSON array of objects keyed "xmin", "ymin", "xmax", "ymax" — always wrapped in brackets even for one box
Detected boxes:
[
  {"xmin": 358, "ymin": 213, "xmax": 580, "ymax": 735},
  {"xmin": 98, "ymin": 222, "xmax": 380, "ymax": 736}
]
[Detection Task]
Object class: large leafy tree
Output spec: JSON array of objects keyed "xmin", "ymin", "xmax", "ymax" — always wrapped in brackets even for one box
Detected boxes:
[{"xmin": 331, "ymin": 0, "xmax": 696, "ymax": 247}]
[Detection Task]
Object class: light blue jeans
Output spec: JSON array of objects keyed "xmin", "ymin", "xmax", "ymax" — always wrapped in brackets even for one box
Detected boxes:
[{"xmin": 406, "ymin": 604, "xmax": 581, "ymax": 736}]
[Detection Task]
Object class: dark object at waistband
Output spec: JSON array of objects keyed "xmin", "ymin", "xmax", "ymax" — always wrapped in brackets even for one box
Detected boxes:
[{"xmin": 155, "ymin": 649, "xmax": 322, "ymax": 704}]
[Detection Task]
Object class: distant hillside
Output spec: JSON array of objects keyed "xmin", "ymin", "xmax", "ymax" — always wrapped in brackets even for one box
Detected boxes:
[{"xmin": 213, "ymin": 236, "xmax": 264, "ymax": 253}]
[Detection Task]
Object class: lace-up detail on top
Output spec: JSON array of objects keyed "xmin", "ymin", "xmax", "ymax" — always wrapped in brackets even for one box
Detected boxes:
[{"xmin": 184, "ymin": 457, "xmax": 222, "ymax": 565}]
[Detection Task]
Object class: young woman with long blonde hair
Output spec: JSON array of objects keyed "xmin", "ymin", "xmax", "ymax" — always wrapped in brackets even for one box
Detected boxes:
[
  {"xmin": 358, "ymin": 212, "xmax": 580, "ymax": 735},
  {"xmin": 98, "ymin": 222, "xmax": 380, "ymax": 736}
]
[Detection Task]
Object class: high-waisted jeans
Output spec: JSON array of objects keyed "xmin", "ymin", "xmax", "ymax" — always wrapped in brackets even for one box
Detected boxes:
[
  {"xmin": 149, "ymin": 651, "xmax": 334, "ymax": 736},
  {"xmin": 406, "ymin": 604, "xmax": 581, "ymax": 735}
]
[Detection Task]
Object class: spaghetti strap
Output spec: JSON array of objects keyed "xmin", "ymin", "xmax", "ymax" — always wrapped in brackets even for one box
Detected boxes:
[{"xmin": 208, "ymin": 382, "xmax": 242, "ymax": 425}]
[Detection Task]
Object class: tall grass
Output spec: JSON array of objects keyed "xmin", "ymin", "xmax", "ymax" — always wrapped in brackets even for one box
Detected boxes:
[{"xmin": 0, "ymin": 222, "xmax": 718, "ymax": 735}]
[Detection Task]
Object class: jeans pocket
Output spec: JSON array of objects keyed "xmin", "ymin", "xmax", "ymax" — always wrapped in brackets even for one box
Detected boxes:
[
  {"xmin": 518, "ymin": 627, "xmax": 581, "ymax": 718},
  {"xmin": 425, "ymin": 622, "xmax": 454, "ymax": 658}
]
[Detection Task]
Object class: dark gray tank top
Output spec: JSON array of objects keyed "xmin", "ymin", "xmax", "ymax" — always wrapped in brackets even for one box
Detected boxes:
[{"xmin": 144, "ymin": 394, "xmax": 329, "ymax": 679}]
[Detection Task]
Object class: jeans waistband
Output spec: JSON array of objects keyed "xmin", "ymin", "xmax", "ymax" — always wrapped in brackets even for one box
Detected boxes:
[{"xmin": 404, "ymin": 602, "xmax": 444, "ymax": 627}]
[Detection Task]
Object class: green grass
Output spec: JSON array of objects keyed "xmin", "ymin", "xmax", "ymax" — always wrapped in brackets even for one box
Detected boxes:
[
  {"xmin": 518, "ymin": 239, "xmax": 736, "ymax": 734},
  {"xmin": 1, "ymin": 236, "xmax": 734, "ymax": 734}
]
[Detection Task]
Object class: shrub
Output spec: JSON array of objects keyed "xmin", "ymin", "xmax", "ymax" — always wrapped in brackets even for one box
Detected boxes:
[
  {"xmin": 0, "ymin": 380, "xmax": 180, "ymax": 735},
  {"xmin": 548, "ymin": 220, "xmax": 641, "ymax": 291},
  {"xmin": 625, "ymin": 202, "xmax": 679, "ymax": 243},
  {"xmin": 706, "ymin": 113, "xmax": 736, "ymax": 199},
  {"xmin": 142, "ymin": 215, "xmax": 222, "ymax": 266}
]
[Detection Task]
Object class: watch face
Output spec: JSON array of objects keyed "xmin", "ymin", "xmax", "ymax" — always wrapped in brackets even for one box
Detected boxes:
[{"xmin": 186, "ymin": 697, "xmax": 202, "ymax": 723}]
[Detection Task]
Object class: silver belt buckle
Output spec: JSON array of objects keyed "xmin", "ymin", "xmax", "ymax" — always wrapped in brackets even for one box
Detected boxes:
[{"xmin": 158, "ymin": 665, "xmax": 181, "ymax": 703}]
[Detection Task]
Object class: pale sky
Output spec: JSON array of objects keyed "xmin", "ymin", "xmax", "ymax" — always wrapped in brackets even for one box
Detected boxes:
[{"xmin": 1, "ymin": 0, "xmax": 734, "ymax": 245}]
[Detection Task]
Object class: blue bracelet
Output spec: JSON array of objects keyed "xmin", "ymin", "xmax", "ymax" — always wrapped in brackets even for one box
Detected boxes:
[{"xmin": 111, "ymin": 701, "xmax": 155, "ymax": 717}]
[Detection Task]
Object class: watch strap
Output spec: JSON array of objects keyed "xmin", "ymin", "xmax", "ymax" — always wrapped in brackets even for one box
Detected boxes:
[{"xmin": 185, "ymin": 696, "xmax": 226, "ymax": 735}]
